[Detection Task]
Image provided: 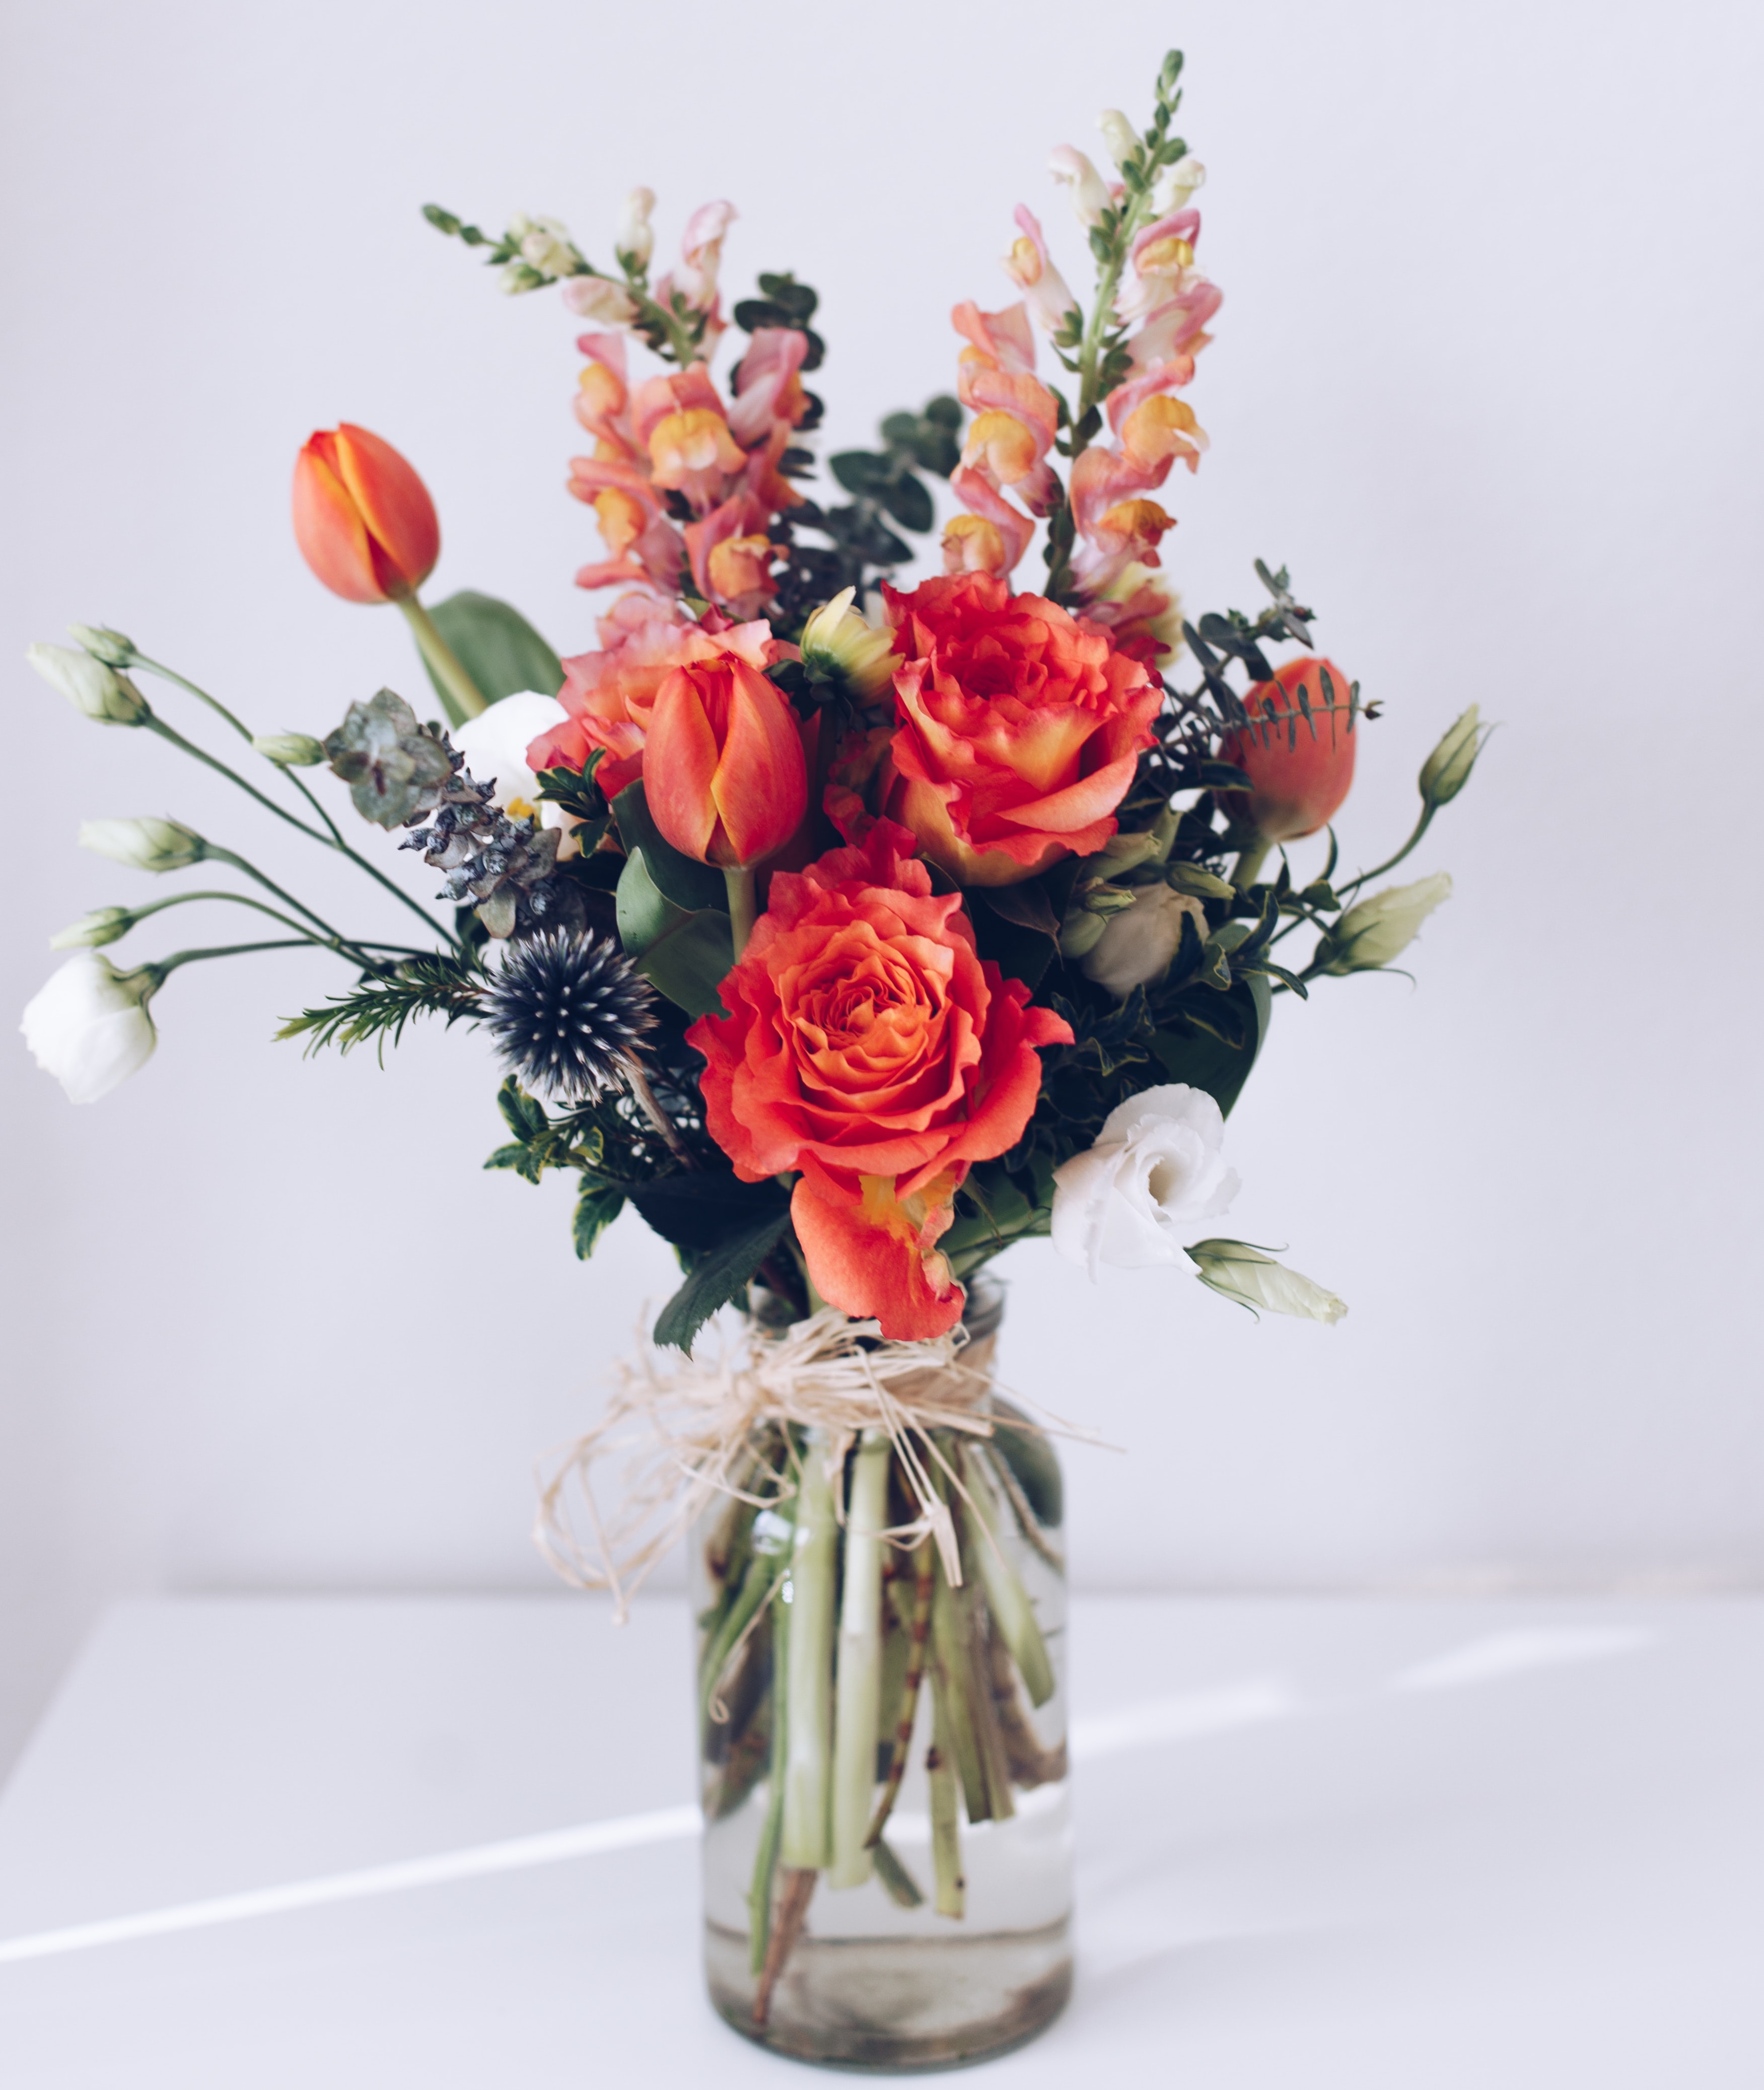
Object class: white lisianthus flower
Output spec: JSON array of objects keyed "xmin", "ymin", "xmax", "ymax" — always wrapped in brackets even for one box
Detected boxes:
[
  {"xmin": 799, "ymin": 587, "xmax": 895, "ymax": 701},
  {"xmin": 1325, "ymin": 872, "xmax": 1452, "ymax": 972},
  {"xmin": 1185, "ymin": 1240, "xmax": 1347, "ymax": 1325},
  {"xmin": 21, "ymin": 951, "xmax": 159, "ymax": 1104},
  {"xmin": 27, "ymin": 643, "xmax": 149, "ymax": 725},
  {"xmin": 561, "ymin": 274, "xmax": 640, "ymax": 327},
  {"xmin": 1051, "ymin": 1083, "xmax": 1239, "ymax": 1279},
  {"xmin": 251, "ymin": 731, "xmax": 326, "ymax": 768},
  {"xmin": 79, "ymin": 816, "xmax": 205, "ymax": 872},
  {"xmin": 1081, "ymin": 883, "xmax": 1207, "ymax": 997},
  {"xmin": 50, "ymin": 907, "xmax": 133, "ymax": 950},
  {"xmin": 452, "ymin": 691, "xmax": 580, "ymax": 855},
  {"xmin": 65, "ymin": 622, "xmax": 136, "ymax": 667}
]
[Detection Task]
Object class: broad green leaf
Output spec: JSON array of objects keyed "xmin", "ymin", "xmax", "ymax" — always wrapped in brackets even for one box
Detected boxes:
[
  {"xmin": 628, "ymin": 1173, "xmax": 789, "ymax": 1251},
  {"xmin": 573, "ymin": 1183, "xmax": 625, "ymax": 1260},
  {"xmin": 616, "ymin": 851, "xmax": 734, "ymax": 1017},
  {"xmin": 987, "ymin": 1397, "xmax": 1063, "ymax": 1527},
  {"xmin": 421, "ymin": 591, "xmax": 565, "ymax": 713},
  {"xmin": 653, "ymin": 1206, "xmax": 796, "ymax": 1353},
  {"xmin": 1148, "ymin": 971, "xmax": 1271, "ymax": 1117}
]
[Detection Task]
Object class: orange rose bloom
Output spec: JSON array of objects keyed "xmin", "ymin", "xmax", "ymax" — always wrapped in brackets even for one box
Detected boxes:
[
  {"xmin": 878, "ymin": 573, "xmax": 1164, "ymax": 886},
  {"xmin": 687, "ymin": 821, "xmax": 1072, "ymax": 1339},
  {"xmin": 524, "ymin": 594, "xmax": 785, "ymax": 801}
]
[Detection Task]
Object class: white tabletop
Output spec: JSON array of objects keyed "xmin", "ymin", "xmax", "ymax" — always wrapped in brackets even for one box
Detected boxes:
[{"xmin": 0, "ymin": 1594, "xmax": 1758, "ymax": 2085}]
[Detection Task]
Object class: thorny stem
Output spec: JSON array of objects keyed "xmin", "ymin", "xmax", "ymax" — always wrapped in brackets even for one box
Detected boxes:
[{"xmin": 398, "ymin": 597, "xmax": 488, "ymax": 724}]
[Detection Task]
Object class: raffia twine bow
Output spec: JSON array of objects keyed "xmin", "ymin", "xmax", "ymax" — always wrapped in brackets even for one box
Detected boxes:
[{"xmin": 533, "ymin": 1306, "xmax": 1013, "ymax": 1622}]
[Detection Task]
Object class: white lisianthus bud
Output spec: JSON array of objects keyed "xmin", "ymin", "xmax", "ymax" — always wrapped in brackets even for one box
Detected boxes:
[
  {"xmin": 1325, "ymin": 872, "xmax": 1452, "ymax": 973},
  {"xmin": 1097, "ymin": 108, "xmax": 1140, "ymax": 171},
  {"xmin": 1047, "ymin": 145, "xmax": 1112, "ymax": 228},
  {"xmin": 451, "ymin": 690, "xmax": 579, "ymax": 852},
  {"xmin": 1082, "ymin": 883, "xmax": 1207, "ymax": 997},
  {"xmin": 1418, "ymin": 705, "xmax": 1486, "ymax": 809},
  {"xmin": 78, "ymin": 816, "xmax": 206, "ymax": 873},
  {"xmin": 617, "ymin": 186, "xmax": 656, "ymax": 270},
  {"xmin": 560, "ymin": 274, "xmax": 640, "ymax": 326},
  {"xmin": 20, "ymin": 951, "xmax": 159, "ymax": 1104},
  {"xmin": 27, "ymin": 643, "xmax": 149, "ymax": 725},
  {"xmin": 1152, "ymin": 154, "xmax": 1207, "ymax": 215},
  {"xmin": 251, "ymin": 731, "xmax": 326, "ymax": 767},
  {"xmin": 50, "ymin": 906, "xmax": 133, "ymax": 950},
  {"xmin": 66, "ymin": 622, "xmax": 136, "ymax": 667},
  {"xmin": 799, "ymin": 587, "xmax": 896, "ymax": 701},
  {"xmin": 1051, "ymin": 1084, "xmax": 1239, "ymax": 1280},
  {"xmin": 1185, "ymin": 1239, "xmax": 1347, "ymax": 1325}
]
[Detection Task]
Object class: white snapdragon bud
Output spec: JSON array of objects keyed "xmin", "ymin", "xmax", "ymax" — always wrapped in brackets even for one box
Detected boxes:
[
  {"xmin": 20, "ymin": 951, "xmax": 159, "ymax": 1104},
  {"xmin": 509, "ymin": 213, "xmax": 577, "ymax": 281},
  {"xmin": 617, "ymin": 186, "xmax": 656, "ymax": 269},
  {"xmin": 66, "ymin": 623, "xmax": 136, "ymax": 667},
  {"xmin": 78, "ymin": 816, "xmax": 205, "ymax": 873},
  {"xmin": 1153, "ymin": 154, "xmax": 1207, "ymax": 215},
  {"xmin": 1051, "ymin": 1084, "xmax": 1239, "ymax": 1280},
  {"xmin": 1325, "ymin": 872, "xmax": 1452, "ymax": 972},
  {"xmin": 27, "ymin": 643, "xmax": 149, "ymax": 725},
  {"xmin": 50, "ymin": 907, "xmax": 133, "ymax": 950},
  {"xmin": 251, "ymin": 731, "xmax": 326, "ymax": 767},
  {"xmin": 1419, "ymin": 705, "xmax": 1485, "ymax": 809},
  {"xmin": 1185, "ymin": 1240, "xmax": 1347, "ymax": 1325},
  {"xmin": 799, "ymin": 587, "xmax": 896, "ymax": 701},
  {"xmin": 1081, "ymin": 883, "xmax": 1207, "ymax": 997},
  {"xmin": 1097, "ymin": 108, "xmax": 1140, "ymax": 171},
  {"xmin": 560, "ymin": 274, "xmax": 640, "ymax": 326},
  {"xmin": 1047, "ymin": 145, "xmax": 1112, "ymax": 228}
]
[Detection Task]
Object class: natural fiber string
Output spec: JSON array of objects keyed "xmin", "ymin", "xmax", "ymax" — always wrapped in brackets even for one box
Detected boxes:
[{"xmin": 532, "ymin": 1307, "xmax": 1013, "ymax": 1621}]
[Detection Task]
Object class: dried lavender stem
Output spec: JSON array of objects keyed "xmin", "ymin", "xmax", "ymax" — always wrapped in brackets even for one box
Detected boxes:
[
  {"xmin": 828, "ymin": 1430, "xmax": 889, "ymax": 1889},
  {"xmin": 865, "ymin": 1538, "xmax": 933, "ymax": 1848},
  {"xmin": 780, "ymin": 1430, "xmax": 836, "ymax": 1869}
]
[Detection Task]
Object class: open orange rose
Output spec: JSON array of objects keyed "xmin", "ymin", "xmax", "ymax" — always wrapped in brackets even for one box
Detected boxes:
[
  {"xmin": 876, "ymin": 573, "xmax": 1164, "ymax": 886},
  {"xmin": 687, "ymin": 820, "xmax": 1072, "ymax": 1339},
  {"xmin": 525, "ymin": 595, "xmax": 785, "ymax": 801}
]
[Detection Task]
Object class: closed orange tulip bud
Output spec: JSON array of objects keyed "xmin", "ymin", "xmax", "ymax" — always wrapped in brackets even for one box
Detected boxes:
[
  {"xmin": 1218, "ymin": 655, "xmax": 1357, "ymax": 842},
  {"xmin": 292, "ymin": 424, "xmax": 440, "ymax": 604},
  {"xmin": 644, "ymin": 656, "xmax": 807, "ymax": 870}
]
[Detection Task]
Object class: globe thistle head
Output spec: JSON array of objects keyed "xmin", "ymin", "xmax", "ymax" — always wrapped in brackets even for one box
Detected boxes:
[{"xmin": 482, "ymin": 930, "xmax": 658, "ymax": 1101}]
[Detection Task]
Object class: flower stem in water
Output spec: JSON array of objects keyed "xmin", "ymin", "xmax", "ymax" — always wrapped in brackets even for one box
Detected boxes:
[
  {"xmin": 781, "ymin": 1430, "xmax": 836, "ymax": 1869},
  {"xmin": 961, "ymin": 1443, "xmax": 1055, "ymax": 1708},
  {"xmin": 747, "ymin": 1576, "xmax": 790, "ymax": 1977},
  {"xmin": 828, "ymin": 1429, "xmax": 890, "ymax": 1889},
  {"xmin": 866, "ymin": 1538, "xmax": 933, "ymax": 1848},
  {"xmin": 927, "ymin": 1672, "xmax": 965, "ymax": 1920}
]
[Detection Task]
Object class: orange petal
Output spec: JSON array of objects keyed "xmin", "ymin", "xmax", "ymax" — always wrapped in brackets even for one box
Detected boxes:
[
  {"xmin": 643, "ymin": 667, "xmax": 723, "ymax": 861},
  {"xmin": 292, "ymin": 438, "xmax": 387, "ymax": 603},
  {"xmin": 713, "ymin": 660, "xmax": 808, "ymax": 867},
  {"xmin": 329, "ymin": 425, "xmax": 439, "ymax": 598},
  {"xmin": 790, "ymin": 1168, "xmax": 964, "ymax": 1341}
]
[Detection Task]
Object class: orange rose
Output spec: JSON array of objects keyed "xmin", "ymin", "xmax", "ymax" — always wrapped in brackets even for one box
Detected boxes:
[
  {"xmin": 876, "ymin": 573, "xmax": 1163, "ymax": 886},
  {"xmin": 525, "ymin": 594, "xmax": 784, "ymax": 801},
  {"xmin": 686, "ymin": 820, "xmax": 1072, "ymax": 1339}
]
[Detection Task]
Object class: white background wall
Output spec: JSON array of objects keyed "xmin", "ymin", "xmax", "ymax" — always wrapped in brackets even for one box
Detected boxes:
[{"xmin": 3, "ymin": 0, "xmax": 1759, "ymax": 1776}]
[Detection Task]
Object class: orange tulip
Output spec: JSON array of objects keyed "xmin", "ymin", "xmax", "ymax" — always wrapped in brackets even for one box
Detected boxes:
[
  {"xmin": 292, "ymin": 425, "xmax": 440, "ymax": 604},
  {"xmin": 644, "ymin": 655, "xmax": 807, "ymax": 869},
  {"xmin": 1218, "ymin": 655, "xmax": 1357, "ymax": 841}
]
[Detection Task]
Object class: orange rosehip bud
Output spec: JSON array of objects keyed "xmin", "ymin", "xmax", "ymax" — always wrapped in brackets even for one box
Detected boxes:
[
  {"xmin": 644, "ymin": 655, "xmax": 807, "ymax": 870},
  {"xmin": 1218, "ymin": 655, "xmax": 1357, "ymax": 842},
  {"xmin": 292, "ymin": 424, "xmax": 440, "ymax": 604}
]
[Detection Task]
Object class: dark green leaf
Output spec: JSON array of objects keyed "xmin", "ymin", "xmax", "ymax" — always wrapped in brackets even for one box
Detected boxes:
[
  {"xmin": 829, "ymin": 450, "xmax": 895, "ymax": 496},
  {"xmin": 573, "ymin": 1182, "xmax": 625, "ymax": 1259},
  {"xmin": 615, "ymin": 852, "xmax": 734, "ymax": 1017},
  {"xmin": 653, "ymin": 1206, "xmax": 796, "ymax": 1352},
  {"xmin": 989, "ymin": 1397, "xmax": 1063, "ymax": 1525},
  {"xmin": 628, "ymin": 1173, "xmax": 790, "ymax": 1251},
  {"xmin": 423, "ymin": 591, "xmax": 565, "ymax": 709},
  {"xmin": 879, "ymin": 473, "xmax": 934, "ymax": 533},
  {"xmin": 1147, "ymin": 972, "xmax": 1271, "ymax": 1117}
]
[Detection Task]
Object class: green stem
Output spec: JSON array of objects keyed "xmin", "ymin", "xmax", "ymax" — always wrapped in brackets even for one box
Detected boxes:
[
  {"xmin": 959, "ymin": 1445, "xmax": 1055, "ymax": 1709},
  {"xmin": 828, "ymin": 1431, "xmax": 890, "ymax": 1890},
  {"xmin": 724, "ymin": 866, "xmax": 758, "ymax": 961},
  {"xmin": 749, "ymin": 1578, "xmax": 790, "ymax": 1975},
  {"xmin": 701, "ymin": 1545, "xmax": 788, "ymax": 1738},
  {"xmin": 399, "ymin": 597, "xmax": 487, "ymax": 724},
  {"xmin": 780, "ymin": 1431, "xmax": 837, "ymax": 1870},
  {"xmin": 205, "ymin": 846, "xmax": 372, "ymax": 962},
  {"xmin": 927, "ymin": 1672, "xmax": 965, "ymax": 1920},
  {"xmin": 149, "ymin": 938, "xmax": 320, "ymax": 980},
  {"xmin": 146, "ymin": 719, "xmax": 335, "ymax": 848},
  {"xmin": 134, "ymin": 656, "xmax": 255, "ymax": 742},
  {"xmin": 1230, "ymin": 838, "xmax": 1273, "ymax": 891},
  {"xmin": 1335, "ymin": 806, "xmax": 1437, "ymax": 898}
]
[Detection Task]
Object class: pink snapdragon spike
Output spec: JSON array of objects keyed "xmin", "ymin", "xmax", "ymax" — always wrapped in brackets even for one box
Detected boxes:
[
  {"xmin": 1001, "ymin": 205, "xmax": 1076, "ymax": 333},
  {"xmin": 1047, "ymin": 145, "xmax": 1112, "ymax": 227},
  {"xmin": 727, "ymin": 327, "xmax": 810, "ymax": 446},
  {"xmin": 656, "ymin": 199, "xmax": 737, "ymax": 350},
  {"xmin": 942, "ymin": 298, "xmax": 1058, "ymax": 571}
]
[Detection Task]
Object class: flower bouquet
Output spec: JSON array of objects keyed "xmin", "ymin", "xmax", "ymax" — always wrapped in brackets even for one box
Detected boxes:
[{"xmin": 21, "ymin": 48, "xmax": 1479, "ymax": 2070}]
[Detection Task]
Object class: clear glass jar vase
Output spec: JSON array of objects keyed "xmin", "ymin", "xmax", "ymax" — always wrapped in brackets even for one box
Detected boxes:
[{"xmin": 692, "ymin": 1285, "xmax": 1071, "ymax": 2070}]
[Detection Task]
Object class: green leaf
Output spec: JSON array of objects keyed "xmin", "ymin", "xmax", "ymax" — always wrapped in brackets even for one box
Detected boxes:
[
  {"xmin": 1148, "ymin": 972, "xmax": 1271, "ymax": 1117},
  {"xmin": 614, "ymin": 850, "xmax": 734, "ymax": 1018},
  {"xmin": 989, "ymin": 1397, "xmax": 1063, "ymax": 1526},
  {"xmin": 573, "ymin": 1182, "xmax": 625, "ymax": 1259},
  {"xmin": 1165, "ymin": 862, "xmax": 1235, "ymax": 900},
  {"xmin": 628, "ymin": 1172, "xmax": 789, "ymax": 1251},
  {"xmin": 829, "ymin": 450, "xmax": 894, "ymax": 496},
  {"xmin": 879, "ymin": 474, "xmax": 934, "ymax": 533},
  {"xmin": 423, "ymin": 591, "xmax": 565, "ymax": 708},
  {"xmin": 653, "ymin": 1206, "xmax": 796, "ymax": 1352},
  {"xmin": 611, "ymin": 782, "xmax": 725, "ymax": 912}
]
